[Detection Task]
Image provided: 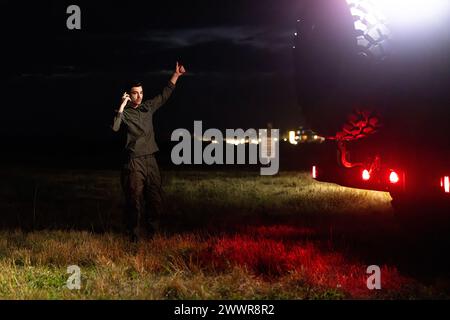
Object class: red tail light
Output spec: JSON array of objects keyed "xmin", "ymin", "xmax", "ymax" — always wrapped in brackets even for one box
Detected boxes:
[
  {"xmin": 389, "ymin": 171, "xmax": 400, "ymax": 184},
  {"xmin": 444, "ymin": 176, "xmax": 450, "ymax": 193},
  {"xmin": 312, "ymin": 166, "xmax": 317, "ymax": 179},
  {"xmin": 362, "ymin": 169, "xmax": 370, "ymax": 181}
]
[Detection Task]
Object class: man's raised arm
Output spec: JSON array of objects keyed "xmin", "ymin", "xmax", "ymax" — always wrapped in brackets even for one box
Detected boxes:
[{"xmin": 146, "ymin": 62, "xmax": 186, "ymax": 114}]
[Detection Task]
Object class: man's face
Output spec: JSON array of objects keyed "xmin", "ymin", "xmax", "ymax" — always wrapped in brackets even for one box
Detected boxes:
[{"xmin": 130, "ymin": 86, "xmax": 143, "ymax": 106}]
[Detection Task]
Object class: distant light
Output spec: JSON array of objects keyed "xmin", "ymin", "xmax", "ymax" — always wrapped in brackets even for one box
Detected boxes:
[
  {"xmin": 389, "ymin": 171, "xmax": 400, "ymax": 184},
  {"xmin": 294, "ymin": 32, "xmax": 298, "ymax": 36},
  {"xmin": 312, "ymin": 166, "xmax": 317, "ymax": 179},
  {"xmin": 225, "ymin": 138, "xmax": 243, "ymax": 145},
  {"xmin": 313, "ymin": 135, "xmax": 318, "ymax": 140},
  {"xmin": 292, "ymin": 46, "xmax": 296, "ymax": 49},
  {"xmin": 283, "ymin": 138, "xmax": 287, "ymax": 142},
  {"xmin": 362, "ymin": 169, "xmax": 371, "ymax": 181},
  {"xmin": 444, "ymin": 176, "xmax": 450, "ymax": 193},
  {"xmin": 288, "ymin": 131, "xmax": 298, "ymax": 145}
]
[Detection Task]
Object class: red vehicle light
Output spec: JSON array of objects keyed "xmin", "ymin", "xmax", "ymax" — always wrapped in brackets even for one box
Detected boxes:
[
  {"xmin": 389, "ymin": 171, "xmax": 400, "ymax": 184},
  {"xmin": 445, "ymin": 176, "xmax": 450, "ymax": 193},
  {"xmin": 312, "ymin": 166, "xmax": 317, "ymax": 179},
  {"xmin": 362, "ymin": 169, "xmax": 370, "ymax": 181}
]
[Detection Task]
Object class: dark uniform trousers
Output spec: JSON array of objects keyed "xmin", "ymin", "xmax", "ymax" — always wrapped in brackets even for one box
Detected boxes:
[{"xmin": 121, "ymin": 154, "xmax": 164, "ymax": 236}]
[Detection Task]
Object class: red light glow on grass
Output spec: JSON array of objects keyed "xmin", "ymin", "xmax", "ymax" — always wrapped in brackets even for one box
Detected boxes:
[{"xmin": 196, "ymin": 225, "xmax": 412, "ymax": 298}]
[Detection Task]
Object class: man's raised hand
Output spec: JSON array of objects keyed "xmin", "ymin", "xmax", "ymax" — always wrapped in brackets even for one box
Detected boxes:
[
  {"xmin": 119, "ymin": 92, "xmax": 131, "ymax": 112},
  {"xmin": 121, "ymin": 92, "xmax": 131, "ymax": 104},
  {"xmin": 175, "ymin": 61, "xmax": 186, "ymax": 76}
]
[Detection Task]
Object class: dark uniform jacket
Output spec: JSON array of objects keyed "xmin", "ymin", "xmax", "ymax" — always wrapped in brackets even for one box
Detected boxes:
[{"xmin": 112, "ymin": 81, "xmax": 175, "ymax": 158}]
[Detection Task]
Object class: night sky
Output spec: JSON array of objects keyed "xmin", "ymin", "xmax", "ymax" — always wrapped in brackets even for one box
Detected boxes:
[
  {"xmin": 3, "ymin": 1, "xmax": 303, "ymax": 142},
  {"xmin": 2, "ymin": 0, "xmax": 449, "ymax": 167}
]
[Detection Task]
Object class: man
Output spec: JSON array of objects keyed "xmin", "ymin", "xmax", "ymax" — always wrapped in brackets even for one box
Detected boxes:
[{"xmin": 112, "ymin": 62, "xmax": 186, "ymax": 241}]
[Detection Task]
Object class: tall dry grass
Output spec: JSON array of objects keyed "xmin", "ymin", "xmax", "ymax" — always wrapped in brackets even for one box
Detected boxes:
[{"xmin": 0, "ymin": 169, "xmax": 447, "ymax": 299}]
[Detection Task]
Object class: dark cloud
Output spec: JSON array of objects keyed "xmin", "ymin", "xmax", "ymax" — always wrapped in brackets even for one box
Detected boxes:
[
  {"xmin": 3, "ymin": 0, "xmax": 303, "ymax": 144},
  {"xmin": 139, "ymin": 26, "xmax": 293, "ymax": 51}
]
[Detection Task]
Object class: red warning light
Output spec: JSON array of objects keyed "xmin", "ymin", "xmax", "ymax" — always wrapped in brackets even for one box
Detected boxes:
[
  {"xmin": 362, "ymin": 169, "xmax": 370, "ymax": 181},
  {"xmin": 444, "ymin": 176, "xmax": 450, "ymax": 193},
  {"xmin": 389, "ymin": 171, "xmax": 400, "ymax": 184}
]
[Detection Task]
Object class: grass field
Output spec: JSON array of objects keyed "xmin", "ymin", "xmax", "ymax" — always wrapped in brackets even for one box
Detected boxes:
[{"xmin": 0, "ymin": 168, "xmax": 449, "ymax": 299}]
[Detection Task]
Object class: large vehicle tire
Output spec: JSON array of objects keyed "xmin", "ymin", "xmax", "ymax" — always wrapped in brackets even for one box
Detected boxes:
[
  {"xmin": 335, "ymin": 109, "xmax": 381, "ymax": 141},
  {"xmin": 347, "ymin": 0, "xmax": 392, "ymax": 60}
]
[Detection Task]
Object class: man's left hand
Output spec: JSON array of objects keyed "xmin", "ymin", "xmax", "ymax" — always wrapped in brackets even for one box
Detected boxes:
[{"xmin": 175, "ymin": 61, "xmax": 186, "ymax": 76}]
